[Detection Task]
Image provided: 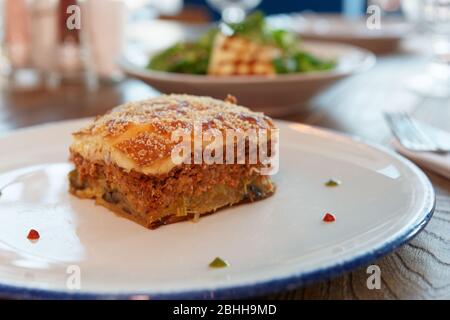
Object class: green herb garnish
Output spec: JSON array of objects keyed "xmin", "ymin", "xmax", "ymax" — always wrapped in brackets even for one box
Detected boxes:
[
  {"xmin": 325, "ymin": 179, "xmax": 341, "ymax": 187},
  {"xmin": 209, "ymin": 257, "xmax": 229, "ymax": 269}
]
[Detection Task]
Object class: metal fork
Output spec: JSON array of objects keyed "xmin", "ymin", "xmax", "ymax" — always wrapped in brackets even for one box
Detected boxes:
[{"xmin": 384, "ymin": 112, "xmax": 450, "ymax": 153}]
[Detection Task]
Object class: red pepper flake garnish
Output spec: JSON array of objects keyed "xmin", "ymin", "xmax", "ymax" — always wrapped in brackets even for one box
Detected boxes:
[
  {"xmin": 322, "ymin": 213, "xmax": 336, "ymax": 223},
  {"xmin": 27, "ymin": 229, "xmax": 40, "ymax": 241}
]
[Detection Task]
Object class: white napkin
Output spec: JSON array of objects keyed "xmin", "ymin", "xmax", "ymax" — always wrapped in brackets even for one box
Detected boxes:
[{"xmin": 392, "ymin": 140, "xmax": 450, "ymax": 180}]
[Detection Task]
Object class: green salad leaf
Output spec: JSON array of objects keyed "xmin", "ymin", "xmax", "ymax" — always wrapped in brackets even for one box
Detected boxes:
[
  {"xmin": 226, "ymin": 11, "xmax": 266, "ymax": 41},
  {"xmin": 147, "ymin": 28, "xmax": 217, "ymax": 74},
  {"xmin": 273, "ymin": 52, "xmax": 336, "ymax": 74}
]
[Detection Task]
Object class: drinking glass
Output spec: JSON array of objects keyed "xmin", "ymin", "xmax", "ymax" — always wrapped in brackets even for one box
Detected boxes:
[
  {"xmin": 206, "ymin": 0, "xmax": 262, "ymax": 23},
  {"xmin": 402, "ymin": 0, "xmax": 450, "ymax": 97}
]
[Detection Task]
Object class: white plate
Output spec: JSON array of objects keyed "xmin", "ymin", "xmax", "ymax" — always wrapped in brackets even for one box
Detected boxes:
[
  {"xmin": 269, "ymin": 14, "xmax": 412, "ymax": 55},
  {"xmin": 0, "ymin": 119, "xmax": 434, "ymax": 299},
  {"xmin": 119, "ymin": 41, "xmax": 375, "ymax": 117}
]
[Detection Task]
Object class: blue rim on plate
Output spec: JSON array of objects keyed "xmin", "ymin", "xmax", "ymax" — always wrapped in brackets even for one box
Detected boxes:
[{"xmin": 0, "ymin": 124, "xmax": 436, "ymax": 300}]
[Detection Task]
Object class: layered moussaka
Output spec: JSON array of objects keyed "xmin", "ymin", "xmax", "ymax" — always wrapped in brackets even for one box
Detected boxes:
[{"xmin": 69, "ymin": 94, "xmax": 277, "ymax": 229}]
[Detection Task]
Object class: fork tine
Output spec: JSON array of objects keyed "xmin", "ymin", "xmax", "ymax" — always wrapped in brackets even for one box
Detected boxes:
[
  {"xmin": 396, "ymin": 112, "xmax": 428, "ymax": 144},
  {"xmin": 384, "ymin": 112, "xmax": 438, "ymax": 152}
]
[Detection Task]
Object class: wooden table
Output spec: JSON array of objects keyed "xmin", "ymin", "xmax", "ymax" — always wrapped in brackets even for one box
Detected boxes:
[{"xmin": 1, "ymin": 45, "xmax": 449, "ymax": 300}]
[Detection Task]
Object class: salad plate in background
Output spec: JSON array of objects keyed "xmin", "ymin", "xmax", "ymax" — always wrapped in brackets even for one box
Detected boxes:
[
  {"xmin": 269, "ymin": 13, "xmax": 411, "ymax": 55},
  {"xmin": 120, "ymin": 13, "xmax": 375, "ymax": 116}
]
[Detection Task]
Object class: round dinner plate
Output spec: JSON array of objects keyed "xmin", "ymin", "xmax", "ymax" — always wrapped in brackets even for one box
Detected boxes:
[
  {"xmin": 0, "ymin": 119, "xmax": 434, "ymax": 299},
  {"xmin": 269, "ymin": 14, "xmax": 412, "ymax": 55}
]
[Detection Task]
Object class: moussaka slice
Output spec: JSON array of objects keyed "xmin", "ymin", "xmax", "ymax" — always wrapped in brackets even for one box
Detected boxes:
[{"xmin": 69, "ymin": 94, "xmax": 277, "ymax": 229}]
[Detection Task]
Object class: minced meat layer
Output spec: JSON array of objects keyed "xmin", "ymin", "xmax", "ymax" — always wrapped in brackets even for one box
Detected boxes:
[{"xmin": 69, "ymin": 152, "xmax": 274, "ymax": 228}]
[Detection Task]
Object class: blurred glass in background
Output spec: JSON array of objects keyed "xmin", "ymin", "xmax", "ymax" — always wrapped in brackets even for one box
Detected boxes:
[
  {"xmin": 181, "ymin": 0, "xmax": 376, "ymax": 22},
  {"xmin": 1, "ymin": 0, "xmax": 81, "ymax": 88},
  {"xmin": 402, "ymin": 0, "xmax": 450, "ymax": 97},
  {"xmin": 0, "ymin": 0, "xmax": 185, "ymax": 90},
  {"xmin": 206, "ymin": 0, "xmax": 262, "ymax": 23}
]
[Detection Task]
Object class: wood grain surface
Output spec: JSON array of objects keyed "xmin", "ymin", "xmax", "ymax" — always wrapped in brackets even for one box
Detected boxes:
[{"xmin": 0, "ymin": 45, "xmax": 449, "ymax": 300}]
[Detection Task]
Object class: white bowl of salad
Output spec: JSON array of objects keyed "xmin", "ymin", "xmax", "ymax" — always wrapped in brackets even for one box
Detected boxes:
[{"xmin": 119, "ymin": 12, "xmax": 375, "ymax": 116}]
